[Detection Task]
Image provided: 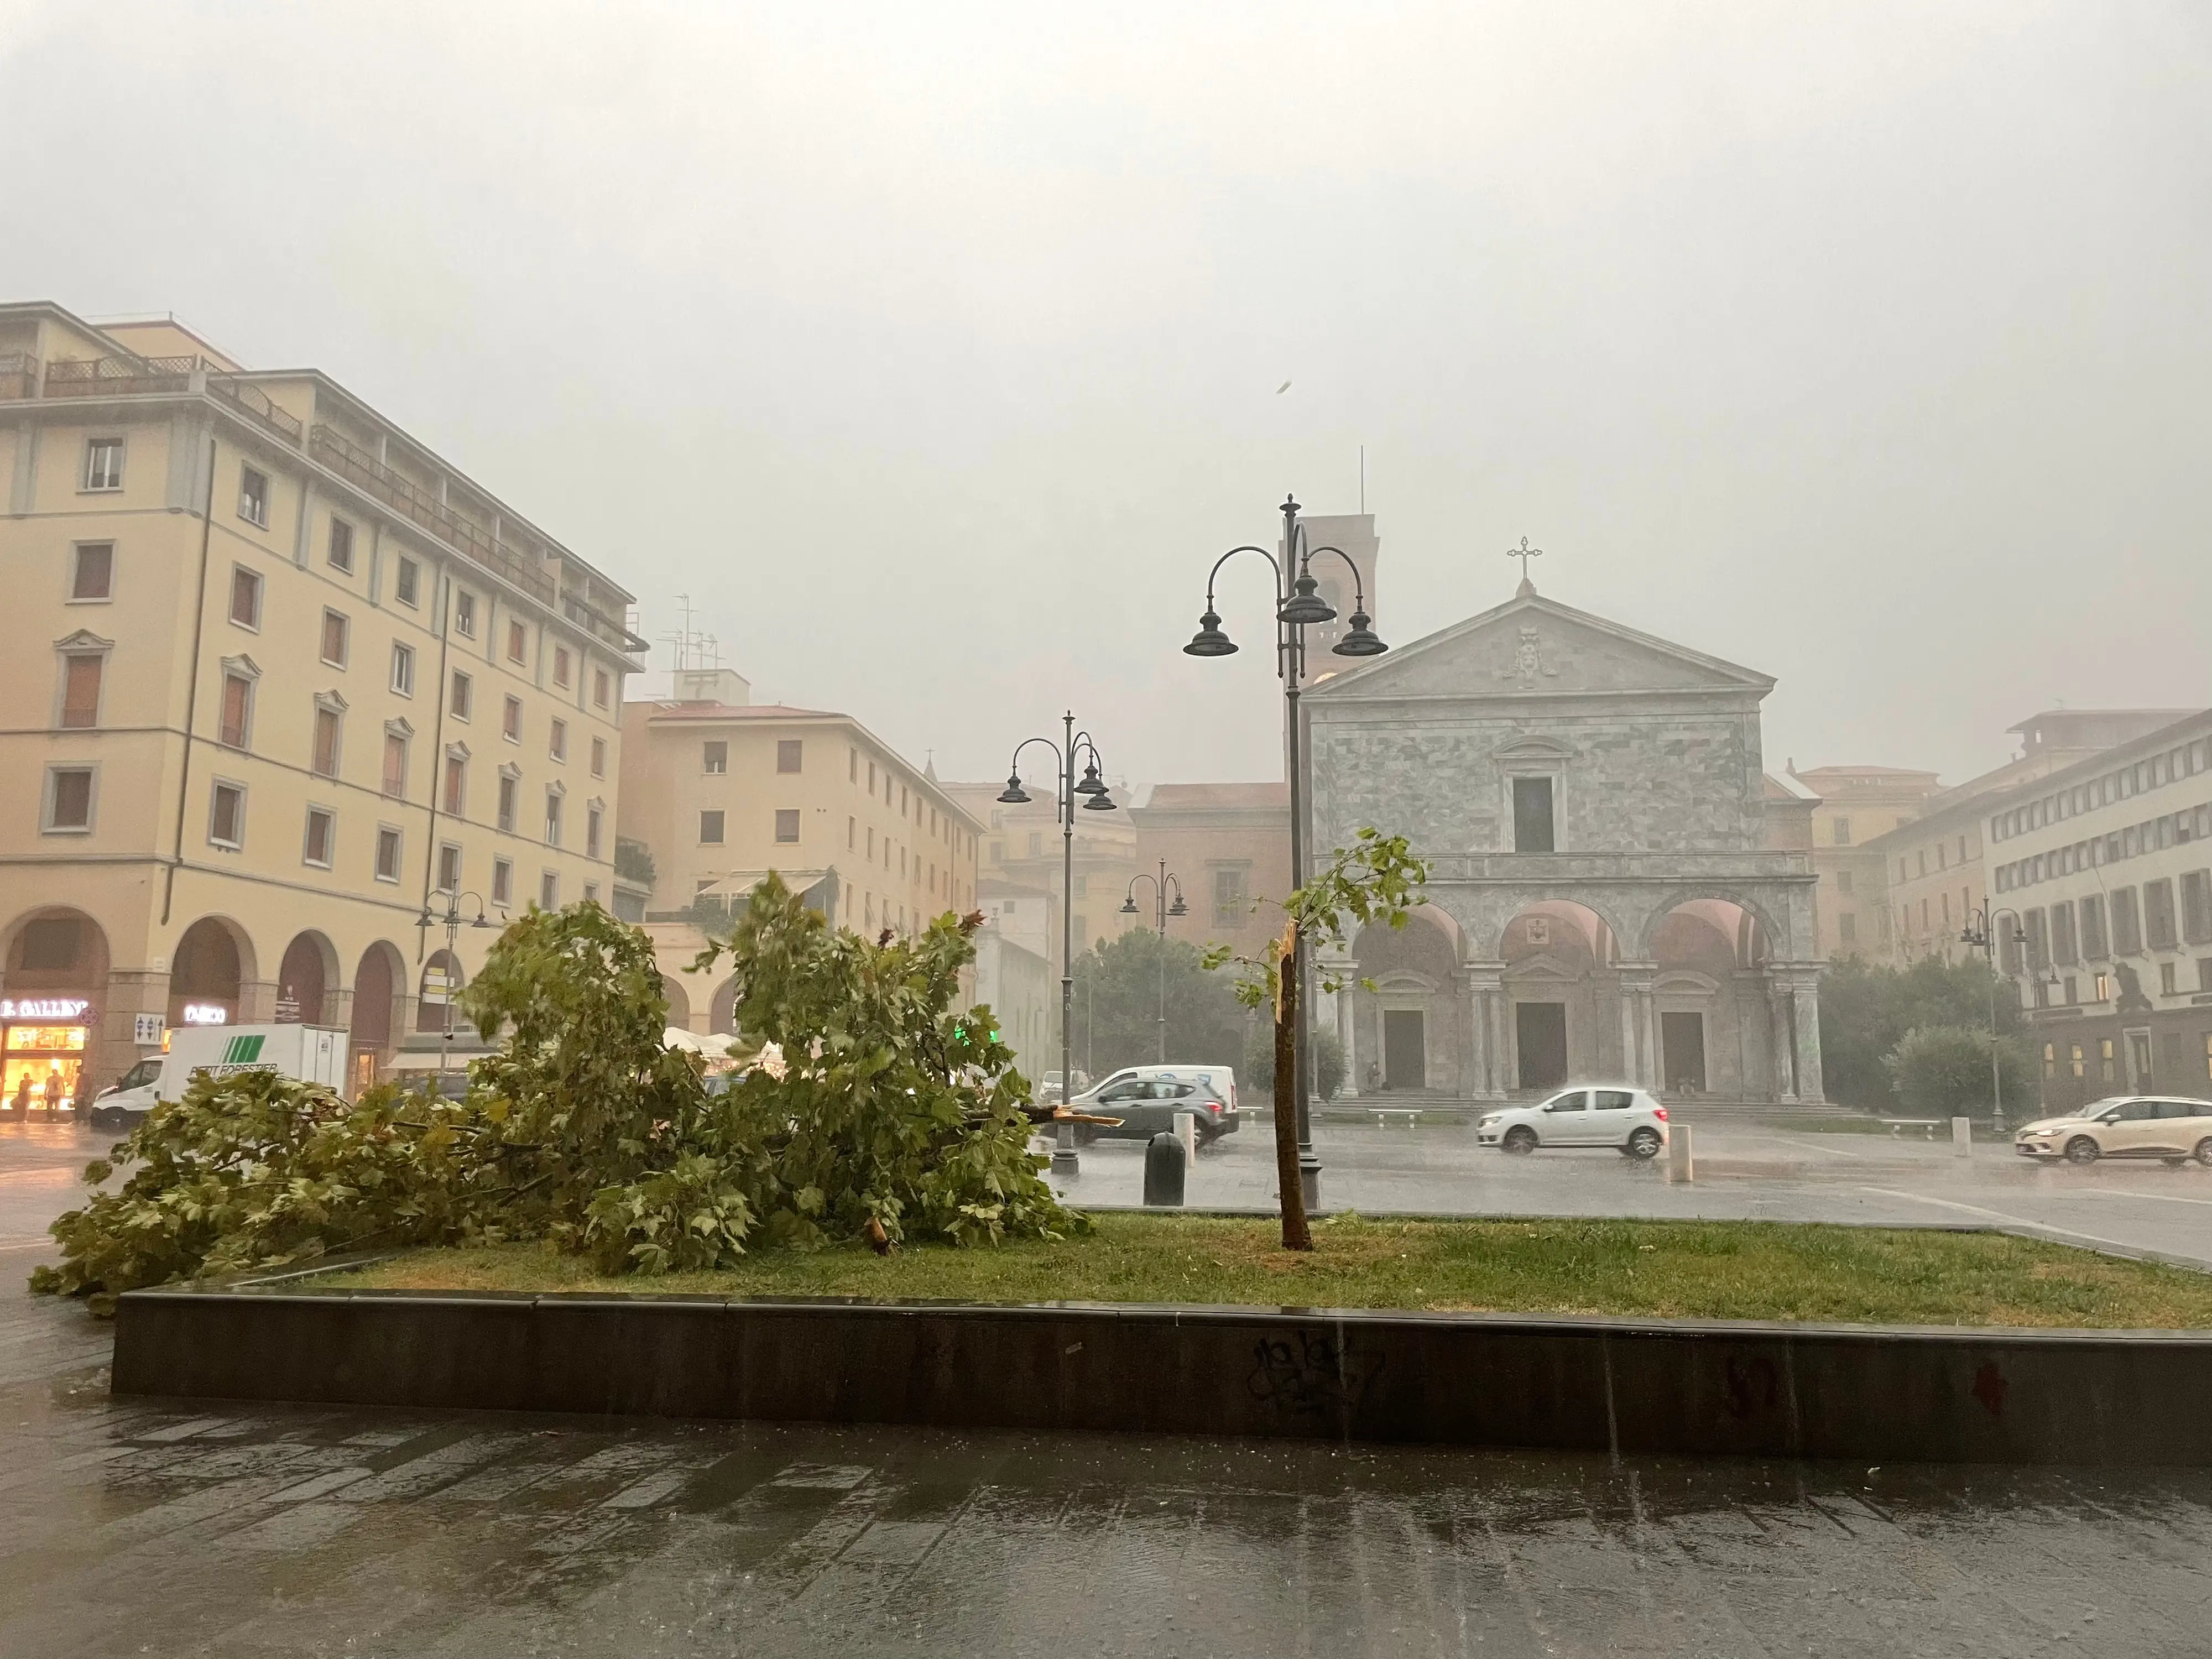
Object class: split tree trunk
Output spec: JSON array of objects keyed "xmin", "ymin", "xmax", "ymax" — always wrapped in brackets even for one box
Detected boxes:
[{"xmin": 1273, "ymin": 921, "xmax": 1312, "ymax": 1250}]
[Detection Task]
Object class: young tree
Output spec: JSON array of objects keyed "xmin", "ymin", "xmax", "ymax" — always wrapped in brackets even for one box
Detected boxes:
[
  {"xmin": 1819, "ymin": 954, "xmax": 2025, "ymax": 1110},
  {"xmin": 1207, "ymin": 828, "xmax": 1428, "ymax": 1250},
  {"xmin": 1242, "ymin": 1022, "xmax": 1346, "ymax": 1100}
]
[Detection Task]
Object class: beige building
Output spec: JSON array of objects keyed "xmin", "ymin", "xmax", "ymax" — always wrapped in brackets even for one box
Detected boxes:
[
  {"xmin": 1, "ymin": 302, "xmax": 637, "ymax": 1099},
  {"xmin": 1786, "ymin": 763, "xmax": 1944, "ymax": 958},
  {"xmin": 1129, "ymin": 782, "xmax": 1291, "ymax": 948},
  {"xmin": 617, "ymin": 669, "xmax": 983, "ymax": 1031},
  {"xmin": 1869, "ymin": 709, "xmax": 2197, "ymax": 967}
]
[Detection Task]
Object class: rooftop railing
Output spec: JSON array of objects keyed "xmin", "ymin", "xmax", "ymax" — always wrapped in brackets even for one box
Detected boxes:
[
  {"xmin": 0, "ymin": 352, "xmax": 36, "ymax": 399},
  {"xmin": 40, "ymin": 353, "xmax": 200, "ymax": 397},
  {"xmin": 206, "ymin": 373, "xmax": 303, "ymax": 442}
]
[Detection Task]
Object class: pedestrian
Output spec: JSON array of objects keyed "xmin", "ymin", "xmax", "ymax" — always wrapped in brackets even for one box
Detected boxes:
[{"xmin": 6, "ymin": 1074, "xmax": 29, "ymax": 1115}]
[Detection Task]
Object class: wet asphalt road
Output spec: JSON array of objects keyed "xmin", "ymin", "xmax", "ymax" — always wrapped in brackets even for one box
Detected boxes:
[{"xmin": 5, "ymin": 1119, "xmax": 2212, "ymax": 1655}]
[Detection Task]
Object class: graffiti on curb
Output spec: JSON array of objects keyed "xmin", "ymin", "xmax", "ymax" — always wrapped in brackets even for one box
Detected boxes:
[{"xmin": 1248, "ymin": 1328, "xmax": 1384, "ymax": 1418}]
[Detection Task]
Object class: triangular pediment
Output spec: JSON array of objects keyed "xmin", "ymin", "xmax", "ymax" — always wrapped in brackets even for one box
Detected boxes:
[{"xmin": 1306, "ymin": 592, "xmax": 1772, "ymax": 703}]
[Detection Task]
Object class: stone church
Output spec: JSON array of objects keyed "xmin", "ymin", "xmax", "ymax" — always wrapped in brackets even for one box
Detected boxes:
[{"xmin": 1305, "ymin": 577, "xmax": 1826, "ymax": 1106}]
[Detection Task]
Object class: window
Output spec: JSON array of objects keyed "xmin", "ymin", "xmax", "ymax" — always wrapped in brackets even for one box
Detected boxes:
[
  {"xmin": 454, "ymin": 591, "xmax": 477, "ymax": 638},
  {"xmin": 2112, "ymin": 886, "xmax": 2143, "ymax": 955},
  {"xmin": 497, "ymin": 772, "xmax": 518, "ymax": 832},
  {"xmin": 450, "ymin": 670, "xmax": 473, "ymax": 721},
  {"xmin": 316, "ymin": 608, "xmax": 349, "ymax": 668},
  {"xmin": 703, "ymin": 740, "xmax": 727, "ymax": 774},
  {"xmin": 237, "ymin": 465, "xmax": 269, "ymax": 527},
  {"xmin": 218, "ymin": 672, "xmax": 254, "ymax": 749},
  {"xmin": 327, "ymin": 518, "xmax": 355, "ymax": 573},
  {"xmin": 2159, "ymin": 961, "xmax": 2177, "ymax": 996},
  {"xmin": 2069, "ymin": 1043, "xmax": 2085, "ymax": 1078},
  {"xmin": 592, "ymin": 668, "xmax": 609, "ymax": 709},
  {"xmin": 374, "ymin": 825, "xmax": 403, "ymax": 883},
  {"xmin": 303, "ymin": 807, "xmax": 335, "ymax": 869},
  {"xmin": 549, "ymin": 718, "xmax": 567, "ymax": 762},
  {"xmin": 390, "ymin": 641, "xmax": 415, "ymax": 696},
  {"xmin": 545, "ymin": 790, "xmax": 564, "ymax": 845},
  {"xmin": 1837, "ymin": 870, "xmax": 1854, "ymax": 896},
  {"xmin": 506, "ymin": 619, "xmax": 526, "ymax": 662},
  {"xmin": 586, "ymin": 804, "xmax": 603, "ymax": 860},
  {"xmin": 540, "ymin": 872, "xmax": 559, "ymax": 910},
  {"xmin": 436, "ymin": 842, "xmax": 462, "ymax": 894},
  {"xmin": 1213, "ymin": 868, "xmax": 1248, "ymax": 925},
  {"xmin": 848, "ymin": 817, "xmax": 857, "ymax": 849},
  {"xmin": 59, "ymin": 653, "xmax": 103, "ymax": 729},
  {"xmin": 777, "ymin": 739, "xmax": 803, "ymax": 774},
  {"xmin": 589, "ymin": 737, "xmax": 605, "ymax": 779},
  {"xmin": 775, "ymin": 809, "xmax": 800, "ymax": 844},
  {"xmin": 849, "ymin": 749, "xmax": 858, "ymax": 782},
  {"xmin": 1838, "ymin": 914, "xmax": 1856, "ymax": 945},
  {"xmin": 83, "ymin": 437, "xmax": 123, "ymax": 491},
  {"xmin": 229, "ymin": 565, "xmax": 263, "ymax": 628},
  {"xmin": 1512, "ymin": 776, "xmax": 1555, "ymax": 853},
  {"xmin": 700, "ymin": 810, "xmax": 724, "ymax": 845},
  {"xmin": 1074, "ymin": 874, "xmax": 1088, "ymax": 899},
  {"xmin": 1917, "ymin": 850, "xmax": 1927, "ymax": 877},
  {"xmin": 492, "ymin": 857, "xmax": 514, "ymax": 907},
  {"xmin": 583, "ymin": 883, "xmax": 599, "ymax": 905},
  {"xmin": 1832, "ymin": 816, "xmax": 1851, "ymax": 845},
  {"xmin": 502, "ymin": 695, "xmax": 522, "ymax": 742},
  {"xmin": 2099, "ymin": 1038, "xmax": 2116, "ymax": 1082},
  {"xmin": 382, "ymin": 731, "xmax": 409, "ymax": 796},
  {"xmin": 394, "ymin": 556, "xmax": 420, "ymax": 608},
  {"xmin": 208, "ymin": 780, "xmax": 246, "ymax": 849},
  {"xmin": 43, "ymin": 766, "xmax": 94, "ymax": 832},
  {"xmin": 2080, "ymin": 893, "xmax": 2108, "ymax": 960},
  {"xmin": 71, "ymin": 542, "xmax": 113, "ymax": 600},
  {"xmin": 442, "ymin": 754, "xmax": 466, "ymax": 816},
  {"xmin": 2094, "ymin": 972, "xmax": 2111, "ymax": 1003},
  {"xmin": 312, "ymin": 705, "xmax": 342, "ymax": 777},
  {"xmin": 552, "ymin": 646, "xmax": 571, "ymax": 688},
  {"xmin": 2145, "ymin": 879, "xmax": 2178, "ymax": 951},
  {"xmin": 2043, "ymin": 1042, "xmax": 2056, "ymax": 1079}
]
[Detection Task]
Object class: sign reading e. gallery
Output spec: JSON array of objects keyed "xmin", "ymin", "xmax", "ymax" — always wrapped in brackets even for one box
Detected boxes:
[{"xmin": 0, "ymin": 997, "xmax": 92, "ymax": 1022}]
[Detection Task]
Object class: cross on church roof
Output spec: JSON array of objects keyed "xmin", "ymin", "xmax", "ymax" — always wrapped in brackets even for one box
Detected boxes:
[{"xmin": 1507, "ymin": 537, "xmax": 1542, "ymax": 596}]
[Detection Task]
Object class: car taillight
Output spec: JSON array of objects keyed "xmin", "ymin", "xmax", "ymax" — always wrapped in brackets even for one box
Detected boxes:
[
  {"xmin": 1654, "ymin": 1107, "xmax": 1668, "ymax": 1121},
  {"xmin": 1208, "ymin": 1101, "xmax": 1220, "ymax": 1115}
]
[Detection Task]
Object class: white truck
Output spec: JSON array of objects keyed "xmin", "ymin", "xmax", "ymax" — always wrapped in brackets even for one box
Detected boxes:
[{"xmin": 86, "ymin": 1025, "xmax": 350, "ymax": 1130}]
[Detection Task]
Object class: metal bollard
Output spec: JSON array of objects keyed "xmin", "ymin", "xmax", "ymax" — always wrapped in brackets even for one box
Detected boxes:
[
  {"xmin": 1174, "ymin": 1110, "xmax": 1198, "ymax": 1167},
  {"xmin": 1143, "ymin": 1132, "xmax": 1187, "ymax": 1206},
  {"xmin": 1952, "ymin": 1115, "xmax": 1972, "ymax": 1157},
  {"xmin": 1666, "ymin": 1121, "xmax": 1693, "ymax": 1184}
]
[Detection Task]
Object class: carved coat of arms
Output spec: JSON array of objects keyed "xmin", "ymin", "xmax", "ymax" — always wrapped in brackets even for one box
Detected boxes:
[{"xmin": 1496, "ymin": 627, "xmax": 1558, "ymax": 687}]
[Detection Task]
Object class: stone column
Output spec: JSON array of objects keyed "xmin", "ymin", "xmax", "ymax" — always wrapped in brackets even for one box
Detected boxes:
[
  {"xmin": 1465, "ymin": 964, "xmax": 1505, "ymax": 1100},
  {"xmin": 1782, "ymin": 964, "xmax": 1827, "ymax": 1104},
  {"xmin": 95, "ymin": 967, "xmax": 171, "ymax": 1095},
  {"xmin": 1767, "ymin": 980, "xmax": 1798, "ymax": 1102},
  {"xmin": 1317, "ymin": 950, "xmax": 1357, "ymax": 1098},
  {"xmin": 237, "ymin": 979, "xmax": 280, "ymax": 1023},
  {"xmin": 1616, "ymin": 963, "xmax": 1658, "ymax": 1088}
]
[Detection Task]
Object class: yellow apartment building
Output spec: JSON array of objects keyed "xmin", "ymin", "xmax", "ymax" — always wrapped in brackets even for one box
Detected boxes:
[
  {"xmin": 1785, "ymin": 763, "xmax": 1943, "ymax": 958},
  {"xmin": 616, "ymin": 669, "xmax": 984, "ymax": 1031},
  {"xmin": 0, "ymin": 302, "xmax": 640, "ymax": 1099}
]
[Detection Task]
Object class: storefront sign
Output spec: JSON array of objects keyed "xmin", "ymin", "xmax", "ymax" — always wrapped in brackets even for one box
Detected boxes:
[
  {"xmin": 181, "ymin": 1004, "xmax": 229, "ymax": 1026},
  {"xmin": 0, "ymin": 998, "xmax": 90, "ymax": 1022}
]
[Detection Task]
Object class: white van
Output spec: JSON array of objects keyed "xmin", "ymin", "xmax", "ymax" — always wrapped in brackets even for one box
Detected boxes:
[{"xmin": 86, "ymin": 1025, "xmax": 350, "ymax": 1130}]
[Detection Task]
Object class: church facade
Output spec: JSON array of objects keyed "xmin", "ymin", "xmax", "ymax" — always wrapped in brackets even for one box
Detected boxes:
[{"xmin": 1305, "ymin": 584, "xmax": 1826, "ymax": 1105}]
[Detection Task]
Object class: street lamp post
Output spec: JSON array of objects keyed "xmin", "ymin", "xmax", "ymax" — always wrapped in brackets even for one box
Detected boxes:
[
  {"xmin": 1183, "ymin": 495, "xmax": 1387, "ymax": 1207},
  {"xmin": 998, "ymin": 712, "xmax": 1118, "ymax": 1177},
  {"xmin": 416, "ymin": 890, "xmax": 494, "ymax": 1078},
  {"xmin": 1121, "ymin": 860, "xmax": 1188, "ymax": 1062},
  {"xmin": 1959, "ymin": 905, "xmax": 2028, "ymax": 1133}
]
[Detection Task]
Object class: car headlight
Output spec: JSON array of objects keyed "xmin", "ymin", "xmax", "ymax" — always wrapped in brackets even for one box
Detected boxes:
[{"xmin": 1479, "ymin": 1114, "xmax": 1500, "ymax": 1127}]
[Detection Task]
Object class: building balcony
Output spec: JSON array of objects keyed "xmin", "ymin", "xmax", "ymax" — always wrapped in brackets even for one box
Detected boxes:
[{"xmin": 8, "ymin": 352, "xmax": 304, "ymax": 444}]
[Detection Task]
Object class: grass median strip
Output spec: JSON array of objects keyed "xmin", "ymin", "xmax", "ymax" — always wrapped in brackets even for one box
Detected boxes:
[{"xmin": 316, "ymin": 1214, "xmax": 2212, "ymax": 1330}]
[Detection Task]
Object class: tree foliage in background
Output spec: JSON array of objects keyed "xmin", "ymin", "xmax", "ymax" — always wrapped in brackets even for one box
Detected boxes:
[
  {"xmin": 1885, "ymin": 1024, "xmax": 2033, "ymax": 1119},
  {"xmin": 1071, "ymin": 928, "xmax": 1247, "ymax": 1078},
  {"xmin": 32, "ymin": 881, "xmax": 1072, "ymax": 1308},
  {"xmin": 1243, "ymin": 1023, "xmax": 1345, "ymax": 1101},
  {"xmin": 1818, "ymin": 954, "xmax": 2024, "ymax": 1110}
]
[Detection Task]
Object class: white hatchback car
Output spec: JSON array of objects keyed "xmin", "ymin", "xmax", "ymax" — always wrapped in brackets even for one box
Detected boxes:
[
  {"xmin": 2013, "ymin": 1096, "xmax": 2212, "ymax": 1166},
  {"xmin": 1478, "ymin": 1086, "xmax": 1671, "ymax": 1159}
]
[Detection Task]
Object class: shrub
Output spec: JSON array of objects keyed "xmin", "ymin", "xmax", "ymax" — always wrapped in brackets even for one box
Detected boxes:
[{"xmin": 1884, "ymin": 1024, "xmax": 2032, "ymax": 1119}]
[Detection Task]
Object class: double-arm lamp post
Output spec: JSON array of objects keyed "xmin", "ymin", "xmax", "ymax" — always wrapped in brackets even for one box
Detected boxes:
[
  {"xmin": 416, "ymin": 890, "xmax": 493, "ymax": 1074},
  {"xmin": 1959, "ymin": 904, "xmax": 2027, "ymax": 1133},
  {"xmin": 999, "ymin": 712, "xmax": 1117, "ymax": 1176},
  {"xmin": 1182, "ymin": 495, "xmax": 1387, "ymax": 1207},
  {"xmin": 1120, "ymin": 861, "xmax": 1188, "ymax": 1063}
]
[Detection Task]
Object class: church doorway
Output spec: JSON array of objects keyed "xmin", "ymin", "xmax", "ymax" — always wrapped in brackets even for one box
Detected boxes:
[
  {"xmin": 1383, "ymin": 1010, "xmax": 1425, "ymax": 1090},
  {"xmin": 1515, "ymin": 1002, "xmax": 1567, "ymax": 1091},
  {"xmin": 1661, "ymin": 1011, "xmax": 1707, "ymax": 1094}
]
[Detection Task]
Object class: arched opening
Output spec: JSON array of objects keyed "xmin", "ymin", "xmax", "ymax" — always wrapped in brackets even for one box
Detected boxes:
[
  {"xmin": 708, "ymin": 975, "xmax": 739, "ymax": 1037},
  {"xmin": 3, "ymin": 907, "xmax": 109, "ymax": 1114},
  {"xmin": 349, "ymin": 941, "xmax": 405, "ymax": 1084},
  {"xmin": 276, "ymin": 931, "xmax": 338, "ymax": 1025},
  {"xmin": 169, "ymin": 916, "xmax": 254, "ymax": 1028},
  {"xmin": 1498, "ymin": 901, "xmax": 1616, "ymax": 1093},
  {"xmin": 1348, "ymin": 907, "xmax": 1463, "ymax": 1095},
  {"xmin": 1645, "ymin": 899, "xmax": 1772, "ymax": 1099},
  {"xmin": 416, "ymin": 949, "xmax": 465, "ymax": 1034},
  {"xmin": 661, "ymin": 974, "xmax": 692, "ymax": 1031}
]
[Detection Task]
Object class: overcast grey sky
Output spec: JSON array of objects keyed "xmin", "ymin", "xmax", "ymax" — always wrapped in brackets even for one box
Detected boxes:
[{"xmin": 4, "ymin": 2, "xmax": 2206, "ymax": 789}]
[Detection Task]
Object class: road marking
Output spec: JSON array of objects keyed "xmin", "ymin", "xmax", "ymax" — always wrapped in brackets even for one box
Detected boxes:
[
  {"xmin": 2075, "ymin": 1186, "xmax": 2212, "ymax": 1209},
  {"xmin": 1855, "ymin": 1187, "xmax": 2186, "ymax": 1260}
]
